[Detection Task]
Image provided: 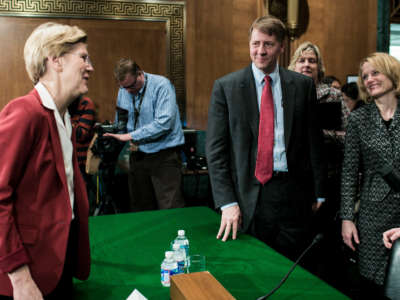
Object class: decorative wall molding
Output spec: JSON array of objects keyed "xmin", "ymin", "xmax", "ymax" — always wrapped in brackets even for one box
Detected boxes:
[{"xmin": 0, "ymin": 0, "xmax": 186, "ymax": 114}]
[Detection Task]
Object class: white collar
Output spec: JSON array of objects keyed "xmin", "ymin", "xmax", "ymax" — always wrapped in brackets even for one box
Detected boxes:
[
  {"xmin": 252, "ymin": 63, "xmax": 280, "ymax": 84},
  {"xmin": 35, "ymin": 81, "xmax": 57, "ymax": 111},
  {"xmin": 35, "ymin": 81, "xmax": 71, "ymax": 124}
]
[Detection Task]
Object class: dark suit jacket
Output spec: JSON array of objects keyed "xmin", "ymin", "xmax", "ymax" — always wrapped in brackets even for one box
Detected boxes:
[
  {"xmin": 206, "ymin": 64, "xmax": 327, "ymax": 232},
  {"xmin": 0, "ymin": 89, "xmax": 90, "ymax": 296}
]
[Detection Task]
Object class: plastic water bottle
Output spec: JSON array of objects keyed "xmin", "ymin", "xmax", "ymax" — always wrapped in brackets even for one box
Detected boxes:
[
  {"xmin": 161, "ymin": 251, "xmax": 178, "ymax": 287},
  {"xmin": 174, "ymin": 229, "xmax": 189, "ymax": 258},
  {"xmin": 172, "ymin": 243, "xmax": 186, "ymax": 273}
]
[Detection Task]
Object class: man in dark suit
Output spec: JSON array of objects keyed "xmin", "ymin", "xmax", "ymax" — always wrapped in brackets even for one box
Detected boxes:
[{"xmin": 206, "ymin": 15, "xmax": 327, "ymax": 260}]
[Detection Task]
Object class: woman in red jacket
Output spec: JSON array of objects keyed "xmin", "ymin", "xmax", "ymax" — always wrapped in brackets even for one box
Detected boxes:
[{"xmin": 0, "ymin": 22, "xmax": 93, "ymax": 299}]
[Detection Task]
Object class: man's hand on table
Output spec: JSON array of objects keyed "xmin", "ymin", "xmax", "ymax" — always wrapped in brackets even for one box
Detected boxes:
[{"xmin": 217, "ymin": 204, "xmax": 242, "ymax": 242}]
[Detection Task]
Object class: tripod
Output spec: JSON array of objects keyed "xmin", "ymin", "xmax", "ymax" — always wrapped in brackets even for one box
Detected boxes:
[{"xmin": 93, "ymin": 160, "xmax": 120, "ymax": 216}]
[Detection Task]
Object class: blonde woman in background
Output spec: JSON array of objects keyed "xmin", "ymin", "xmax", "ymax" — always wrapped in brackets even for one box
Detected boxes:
[{"xmin": 288, "ymin": 42, "xmax": 343, "ymax": 103}]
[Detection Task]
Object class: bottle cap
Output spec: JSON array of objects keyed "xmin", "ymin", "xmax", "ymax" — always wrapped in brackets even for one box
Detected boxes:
[
  {"xmin": 165, "ymin": 251, "xmax": 174, "ymax": 258},
  {"xmin": 172, "ymin": 243, "xmax": 180, "ymax": 250},
  {"xmin": 178, "ymin": 229, "xmax": 185, "ymax": 236}
]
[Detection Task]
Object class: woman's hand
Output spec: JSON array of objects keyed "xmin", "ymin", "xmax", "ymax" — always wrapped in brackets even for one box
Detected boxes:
[
  {"xmin": 383, "ymin": 227, "xmax": 400, "ymax": 249},
  {"xmin": 342, "ymin": 220, "xmax": 360, "ymax": 251},
  {"xmin": 8, "ymin": 265, "xmax": 43, "ymax": 300}
]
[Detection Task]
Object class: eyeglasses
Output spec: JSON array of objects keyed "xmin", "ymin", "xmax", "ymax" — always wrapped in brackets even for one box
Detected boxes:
[
  {"xmin": 121, "ymin": 75, "xmax": 139, "ymax": 90},
  {"xmin": 68, "ymin": 53, "xmax": 93, "ymax": 67}
]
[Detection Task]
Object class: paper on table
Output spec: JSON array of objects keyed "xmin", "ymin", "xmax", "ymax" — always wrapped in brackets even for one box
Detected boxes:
[{"xmin": 126, "ymin": 289, "xmax": 148, "ymax": 300}]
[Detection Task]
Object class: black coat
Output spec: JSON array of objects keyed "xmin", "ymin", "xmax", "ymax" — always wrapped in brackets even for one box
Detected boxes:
[{"xmin": 341, "ymin": 101, "xmax": 400, "ymax": 285}]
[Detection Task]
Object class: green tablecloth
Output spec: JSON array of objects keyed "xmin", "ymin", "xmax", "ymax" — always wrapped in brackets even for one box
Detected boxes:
[{"xmin": 74, "ymin": 207, "xmax": 349, "ymax": 299}]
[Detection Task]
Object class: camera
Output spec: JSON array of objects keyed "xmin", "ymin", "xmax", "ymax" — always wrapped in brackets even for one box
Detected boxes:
[
  {"xmin": 91, "ymin": 121, "xmax": 121, "ymax": 155},
  {"xmin": 89, "ymin": 107, "xmax": 129, "ymax": 216},
  {"xmin": 91, "ymin": 107, "xmax": 128, "ymax": 160}
]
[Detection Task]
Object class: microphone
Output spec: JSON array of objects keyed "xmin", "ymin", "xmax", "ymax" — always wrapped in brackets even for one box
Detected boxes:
[{"xmin": 257, "ymin": 233, "xmax": 324, "ymax": 300}]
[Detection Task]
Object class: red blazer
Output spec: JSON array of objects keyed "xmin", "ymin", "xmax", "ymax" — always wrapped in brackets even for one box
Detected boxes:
[{"xmin": 0, "ymin": 89, "xmax": 90, "ymax": 296}]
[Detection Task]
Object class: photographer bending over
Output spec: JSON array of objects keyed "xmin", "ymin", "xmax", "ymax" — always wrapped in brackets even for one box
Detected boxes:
[{"xmin": 105, "ymin": 59, "xmax": 185, "ymax": 212}]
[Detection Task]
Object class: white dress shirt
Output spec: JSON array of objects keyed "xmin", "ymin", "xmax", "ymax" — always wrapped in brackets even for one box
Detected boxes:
[{"xmin": 35, "ymin": 82, "xmax": 75, "ymax": 219}]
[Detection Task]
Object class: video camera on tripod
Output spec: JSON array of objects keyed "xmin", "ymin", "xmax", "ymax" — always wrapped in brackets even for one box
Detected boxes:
[
  {"xmin": 91, "ymin": 107, "xmax": 129, "ymax": 163},
  {"xmin": 88, "ymin": 107, "xmax": 129, "ymax": 216}
]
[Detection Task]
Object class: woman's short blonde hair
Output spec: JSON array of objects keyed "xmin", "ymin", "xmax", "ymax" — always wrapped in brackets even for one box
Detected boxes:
[
  {"xmin": 358, "ymin": 52, "xmax": 400, "ymax": 103},
  {"xmin": 24, "ymin": 22, "xmax": 87, "ymax": 84},
  {"xmin": 288, "ymin": 41, "xmax": 325, "ymax": 83}
]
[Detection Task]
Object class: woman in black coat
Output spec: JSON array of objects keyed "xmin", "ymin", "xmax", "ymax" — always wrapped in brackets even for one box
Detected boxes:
[{"xmin": 341, "ymin": 52, "xmax": 400, "ymax": 297}]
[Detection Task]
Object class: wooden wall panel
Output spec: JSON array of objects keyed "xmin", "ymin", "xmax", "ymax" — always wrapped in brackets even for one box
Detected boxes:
[
  {"xmin": 0, "ymin": 16, "xmax": 167, "ymax": 123},
  {"xmin": 0, "ymin": 0, "xmax": 381, "ymax": 131},
  {"xmin": 290, "ymin": 0, "xmax": 378, "ymax": 85},
  {"xmin": 70, "ymin": 19, "xmax": 167, "ymax": 122},
  {"xmin": 185, "ymin": 0, "xmax": 258, "ymax": 129},
  {"xmin": 185, "ymin": 0, "xmax": 378, "ymax": 129},
  {"xmin": 0, "ymin": 17, "xmax": 42, "ymax": 110}
]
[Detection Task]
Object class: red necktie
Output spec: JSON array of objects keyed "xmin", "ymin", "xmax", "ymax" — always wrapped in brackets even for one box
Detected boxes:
[{"xmin": 255, "ymin": 75, "xmax": 274, "ymax": 185}]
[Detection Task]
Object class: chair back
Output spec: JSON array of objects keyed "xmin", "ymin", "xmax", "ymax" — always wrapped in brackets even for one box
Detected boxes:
[{"xmin": 384, "ymin": 238, "xmax": 400, "ymax": 300}]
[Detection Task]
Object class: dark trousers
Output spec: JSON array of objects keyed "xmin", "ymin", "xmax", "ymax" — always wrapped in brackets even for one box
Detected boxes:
[
  {"xmin": 357, "ymin": 276, "xmax": 387, "ymax": 300},
  {"xmin": 128, "ymin": 147, "xmax": 184, "ymax": 211},
  {"xmin": 0, "ymin": 220, "xmax": 77, "ymax": 299},
  {"xmin": 250, "ymin": 174, "xmax": 314, "ymax": 262}
]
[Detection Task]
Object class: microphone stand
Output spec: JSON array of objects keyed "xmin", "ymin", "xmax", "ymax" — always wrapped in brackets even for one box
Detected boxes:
[{"xmin": 257, "ymin": 233, "xmax": 324, "ymax": 300}]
